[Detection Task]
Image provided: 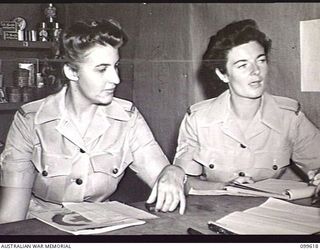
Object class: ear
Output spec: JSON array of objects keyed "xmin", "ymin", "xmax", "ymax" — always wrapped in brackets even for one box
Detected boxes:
[
  {"xmin": 63, "ymin": 64, "xmax": 79, "ymax": 81},
  {"xmin": 215, "ymin": 68, "xmax": 229, "ymax": 83}
]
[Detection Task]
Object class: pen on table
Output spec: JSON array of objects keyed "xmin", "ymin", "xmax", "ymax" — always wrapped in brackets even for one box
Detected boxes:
[
  {"xmin": 309, "ymin": 169, "xmax": 320, "ymax": 205},
  {"xmin": 187, "ymin": 227, "xmax": 204, "ymax": 235},
  {"xmin": 308, "ymin": 168, "xmax": 320, "ymax": 186},
  {"xmin": 208, "ymin": 221, "xmax": 237, "ymax": 235}
]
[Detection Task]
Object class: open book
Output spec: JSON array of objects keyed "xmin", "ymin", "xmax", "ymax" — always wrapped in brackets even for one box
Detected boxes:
[
  {"xmin": 209, "ymin": 197, "xmax": 320, "ymax": 234},
  {"xmin": 189, "ymin": 178, "xmax": 316, "ymax": 200},
  {"xmin": 30, "ymin": 201, "xmax": 158, "ymax": 235}
]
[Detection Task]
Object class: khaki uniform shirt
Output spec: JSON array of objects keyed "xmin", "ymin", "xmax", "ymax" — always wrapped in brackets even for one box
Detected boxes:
[
  {"xmin": 0, "ymin": 86, "xmax": 168, "ymax": 204},
  {"xmin": 174, "ymin": 90, "xmax": 320, "ymax": 182}
]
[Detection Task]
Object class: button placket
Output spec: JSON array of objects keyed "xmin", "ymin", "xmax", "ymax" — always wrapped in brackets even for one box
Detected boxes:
[
  {"xmin": 71, "ymin": 177, "xmax": 83, "ymax": 185},
  {"xmin": 240, "ymin": 143, "xmax": 246, "ymax": 148},
  {"xmin": 272, "ymin": 159, "xmax": 278, "ymax": 171},
  {"xmin": 239, "ymin": 171, "xmax": 245, "ymax": 177}
]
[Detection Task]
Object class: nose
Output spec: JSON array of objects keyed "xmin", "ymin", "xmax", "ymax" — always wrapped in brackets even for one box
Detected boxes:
[
  {"xmin": 251, "ymin": 63, "xmax": 260, "ymax": 75},
  {"xmin": 107, "ymin": 68, "xmax": 120, "ymax": 85}
]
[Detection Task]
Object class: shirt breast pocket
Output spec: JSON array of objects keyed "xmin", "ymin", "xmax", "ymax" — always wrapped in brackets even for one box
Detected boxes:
[
  {"xmin": 31, "ymin": 146, "xmax": 73, "ymax": 177},
  {"xmin": 193, "ymin": 147, "xmax": 234, "ymax": 182},
  {"xmin": 252, "ymin": 149, "xmax": 291, "ymax": 180},
  {"xmin": 90, "ymin": 150, "xmax": 133, "ymax": 178}
]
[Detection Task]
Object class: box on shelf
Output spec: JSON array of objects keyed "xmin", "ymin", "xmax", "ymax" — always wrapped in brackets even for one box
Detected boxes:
[
  {"xmin": 3, "ymin": 32, "xmax": 18, "ymax": 40},
  {"xmin": 0, "ymin": 21, "xmax": 17, "ymax": 32}
]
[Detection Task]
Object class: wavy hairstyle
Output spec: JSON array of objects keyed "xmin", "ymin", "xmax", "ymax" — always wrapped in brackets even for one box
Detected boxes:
[
  {"xmin": 61, "ymin": 19, "xmax": 128, "ymax": 69},
  {"xmin": 202, "ymin": 19, "xmax": 272, "ymax": 74}
]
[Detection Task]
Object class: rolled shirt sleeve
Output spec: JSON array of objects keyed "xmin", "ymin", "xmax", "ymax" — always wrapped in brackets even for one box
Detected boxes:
[
  {"xmin": 291, "ymin": 111, "xmax": 320, "ymax": 173},
  {"xmin": 128, "ymin": 109, "xmax": 170, "ymax": 187},
  {"xmin": 0, "ymin": 110, "xmax": 36, "ymax": 188},
  {"xmin": 173, "ymin": 113, "xmax": 202, "ymax": 176}
]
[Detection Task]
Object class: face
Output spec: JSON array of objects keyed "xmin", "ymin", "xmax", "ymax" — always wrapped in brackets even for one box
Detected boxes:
[
  {"xmin": 218, "ymin": 41, "xmax": 268, "ymax": 100},
  {"xmin": 75, "ymin": 44, "xmax": 120, "ymax": 105}
]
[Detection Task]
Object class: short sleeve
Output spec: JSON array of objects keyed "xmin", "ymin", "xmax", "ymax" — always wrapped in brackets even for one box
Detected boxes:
[
  {"xmin": 173, "ymin": 113, "xmax": 202, "ymax": 176},
  {"xmin": 291, "ymin": 111, "xmax": 320, "ymax": 172},
  {"xmin": 0, "ymin": 111, "xmax": 36, "ymax": 188},
  {"xmin": 128, "ymin": 109, "xmax": 169, "ymax": 187}
]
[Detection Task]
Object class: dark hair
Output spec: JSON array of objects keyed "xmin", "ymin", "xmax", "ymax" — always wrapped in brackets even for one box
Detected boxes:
[
  {"xmin": 61, "ymin": 19, "xmax": 128, "ymax": 69},
  {"xmin": 202, "ymin": 19, "xmax": 272, "ymax": 74}
]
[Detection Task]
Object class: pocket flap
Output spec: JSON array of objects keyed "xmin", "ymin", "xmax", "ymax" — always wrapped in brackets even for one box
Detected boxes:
[
  {"xmin": 193, "ymin": 147, "xmax": 218, "ymax": 167},
  {"xmin": 90, "ymin": 151, "xmax": 133, "ymax": 177},
  {"xmin": 32, "ymin": 146, "xmax": 72, "ymax": 177}
]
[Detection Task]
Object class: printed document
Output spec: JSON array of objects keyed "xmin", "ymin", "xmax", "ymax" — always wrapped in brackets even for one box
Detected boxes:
[
  {"xmin": 30, "ymin": 201, "xmax": 158, "ymax": 235},
  {"xmin": 210, "ymin": 197, "xmax": 320, "ymax": 234},
  {"xmin": 189, "ymin": 178, "xmax": 315, "ymax": 200}
]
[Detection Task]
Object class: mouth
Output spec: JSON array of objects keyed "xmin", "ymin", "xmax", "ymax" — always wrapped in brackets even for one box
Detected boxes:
[
  {"xmin": 103, "ymin": 88, "xmax": 115, "ymax": 93},
  {"xmin": 249, "ymin": 80, "xmax": 263, "ymax": 88}
]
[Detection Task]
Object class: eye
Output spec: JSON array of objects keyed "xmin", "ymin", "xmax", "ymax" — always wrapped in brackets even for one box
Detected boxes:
[
  {"xmin": 257, "ymin": 57, "xmax": 267, "ymax": 64},
  {"xmin": 97, "ymin": 66, "xmax": 107, "ymax": 73},
  {"xmin": 238, "ymin": 63, "xmax": 247, "ymax": 69}
]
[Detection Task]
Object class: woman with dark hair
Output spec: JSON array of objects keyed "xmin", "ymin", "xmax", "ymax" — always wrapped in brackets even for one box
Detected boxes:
[
  {"xmin": 174, "ymin": 19, "xmax": 320, "ymax": 192},
  {"xmin": 0, "ymin": 19, "xmax": 186, "ymax": 224}
]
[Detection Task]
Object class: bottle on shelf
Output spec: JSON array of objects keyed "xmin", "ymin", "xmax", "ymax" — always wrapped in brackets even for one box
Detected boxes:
[
  {"xmin": 35, "ymin": 72, "xmax": 46, "ymax": 99},
  {"xmin": 38, "ymin": 22, "xmax": 49, "ymax": 42},
  {"xmin": 52, "ymin": 22, "xmax": 62, "ymax": 43},
  {"xmin": 44, "ymin": 3, "xmax": 57, "ymax": 41}
]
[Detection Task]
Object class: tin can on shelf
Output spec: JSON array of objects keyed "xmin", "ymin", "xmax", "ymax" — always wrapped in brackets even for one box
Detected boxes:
[
  {"xmin": 7, "ymin": 87, "xmax": 22, "ymax": 103},
  {"xmin": 22, "ymin": 86, "xmax": 34, "ymax": 102},
  {"xmin": 15, "ymin": 68, "xmax": 29, "ymax": 88}
]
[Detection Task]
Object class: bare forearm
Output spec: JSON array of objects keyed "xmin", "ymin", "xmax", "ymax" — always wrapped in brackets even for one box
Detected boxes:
[
  {"xmin": 0, "ymin": 187, "xmax": 32, "ymax": 224},
  {"xmin": 185, "ymin": 176, "xmax": 226, "ymax": 194}
]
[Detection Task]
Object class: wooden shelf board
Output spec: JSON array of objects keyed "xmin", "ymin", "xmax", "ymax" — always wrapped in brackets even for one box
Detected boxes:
[
  {"xmin": 0, "ymin": 102, "xmax": 23, "ymax": 110},
  {"xmin": 0, "ymin": 40, "xmax": 53, "ymax": 50}
]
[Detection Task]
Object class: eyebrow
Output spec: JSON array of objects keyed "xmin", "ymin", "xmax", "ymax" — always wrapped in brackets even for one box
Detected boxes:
[
  {"xmin": 233, "ymin": 53, "xmax": 266, "ymax": 65},
  {"xmin": 95, "ymin": 61, "xmax": 120, "ymax": 68}
]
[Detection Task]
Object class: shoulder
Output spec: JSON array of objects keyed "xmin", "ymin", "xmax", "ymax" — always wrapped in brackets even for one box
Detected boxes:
[
  {"xmin": 113, "ymin": 97, "xmax": 136, "ymax": 113},
  {"xmin": 187, "ymin": 98, "xmax": 216, "ymax": 115},
  {"xmin": 272, "ymin": 95, "xmax": 301, "ymax": 115},
  {"xmin": 18, "ymin": 99, "xmax": 44, "ymax": 117}
]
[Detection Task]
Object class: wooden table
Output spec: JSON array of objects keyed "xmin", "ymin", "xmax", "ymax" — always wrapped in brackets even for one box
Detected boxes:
[
  {"xmin": 0, "ymin": 195, "xmax": 270, "ymax": 235},
  {"xmin": 1, "ymin": 194, "xmax": 318, "ymax": 245}
]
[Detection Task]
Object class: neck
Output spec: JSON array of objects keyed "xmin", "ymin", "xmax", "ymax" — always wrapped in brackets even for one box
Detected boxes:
[
  {"xmin": 230, "ymin": 94, "xmax": 262, "ymax": 120},
  {"xmin": 65, "ymin": 81, "xmax": 98, "ymax": 120}
]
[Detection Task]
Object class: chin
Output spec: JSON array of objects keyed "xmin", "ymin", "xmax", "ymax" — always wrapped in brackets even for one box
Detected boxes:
[{"xmin": 95, "ymin": 96, "xmax": 114, "ymax": 105}]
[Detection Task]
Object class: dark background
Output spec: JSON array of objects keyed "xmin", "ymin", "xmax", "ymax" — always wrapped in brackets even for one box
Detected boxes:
[{"xmin": 1, "ymin": 3, "xmax": 320, "ymax": 203}]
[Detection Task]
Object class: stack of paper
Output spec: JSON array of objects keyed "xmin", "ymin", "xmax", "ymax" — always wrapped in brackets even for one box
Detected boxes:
[
  {"xmin": 30, "ymin": 201, "xmax": 158, "ymax": 235},
  {"xmin": 210, "ymin": 198, "xmax": 320, "ymax": 234},
  {"xmin": 189, "ymin": 179, "xmax": 316, "ymax": 200}
]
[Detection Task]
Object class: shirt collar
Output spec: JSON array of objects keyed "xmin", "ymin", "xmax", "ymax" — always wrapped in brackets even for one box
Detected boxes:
[
  {"xmin": 35, "ymin": 86, "xmax": 130, "ymax": 124},
  {"xmin": 200, "ymin": 90, "xmax": 232, "ymax": 126},
  {"xmin": 259, "ymin": 92, "xmax": 282, "ymax": 132},
  {"xmin": 201, "ymin": 90, "xmax": 282, "ymax": 132}
]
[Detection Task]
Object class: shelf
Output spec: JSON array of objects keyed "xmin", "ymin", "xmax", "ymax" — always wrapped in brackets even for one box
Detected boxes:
[
  {"xmin": 0, "ymin": 40, "xmax": 54, "ymax": 50},
  {"xmin": 0, "ymin": 102, "xmax": 24, "ymax": 111}
]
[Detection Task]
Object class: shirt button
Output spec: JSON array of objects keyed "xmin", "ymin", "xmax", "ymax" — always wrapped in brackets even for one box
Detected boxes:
[
  {"xmin": 209, "ymin": 164, "xmax": 214, "ymax": 169},
  {"xmin": 75, "ymin": 178, "xmax": 83, "ymax": 185},
  {"xmin": 112, "ymin": 168, "xmax": 119, "ymax": 174},
  {"xmin": 239, "ymin": 171, "xmax": 245, "ymax": 177},
  {"xmin": 42, "ymin": 170, "xmax": 48, "ymax": 176},
  {"xmin": 272, "ymin": 165, "xmax": 278, "ymax": 170},
  {"xmin": 240, "ymin": 144, "xmax": 246, "ymax": 148},
  {"xmin": 79, "ymin": 148, "xmax": 85, "ymax": 153}
]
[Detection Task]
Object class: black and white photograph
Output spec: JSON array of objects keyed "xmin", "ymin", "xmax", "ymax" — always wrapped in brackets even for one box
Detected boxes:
[{"xmin": 0, "ymin": 2, "xmax": 319, "ymax": 247}]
